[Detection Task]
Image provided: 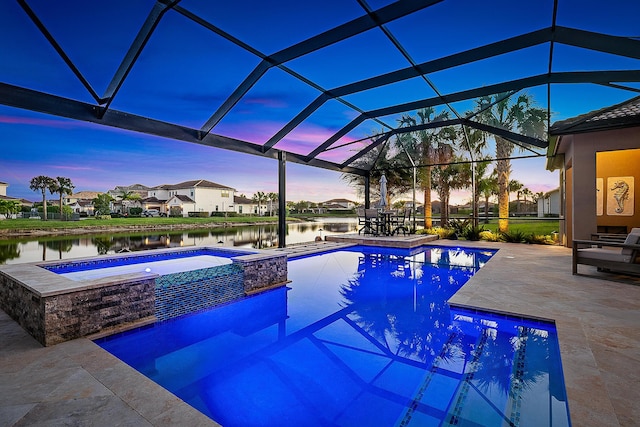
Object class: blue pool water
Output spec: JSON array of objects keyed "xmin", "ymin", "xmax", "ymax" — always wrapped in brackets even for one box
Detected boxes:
[{"xmin": 96, "ymin": 245, "xmax": 571, "ymax": 426}]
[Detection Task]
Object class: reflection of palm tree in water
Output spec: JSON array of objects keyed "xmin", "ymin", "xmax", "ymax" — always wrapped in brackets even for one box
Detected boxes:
[
  {"xmin": 92, "ymin": 236, "xmax": 114, "ymax": 255},
  {"xmin": 454, "ymin": 323, "xmax": 554, "ymax": 422},
  {"xmin": 340, "ymin": 253, "xmax": 465, "ymax": 364}
]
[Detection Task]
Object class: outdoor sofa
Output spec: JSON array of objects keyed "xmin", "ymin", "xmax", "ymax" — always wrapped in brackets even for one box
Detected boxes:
[{"xmin": 572, "ymin": 227, "xmax": 640, "ymax": 276}]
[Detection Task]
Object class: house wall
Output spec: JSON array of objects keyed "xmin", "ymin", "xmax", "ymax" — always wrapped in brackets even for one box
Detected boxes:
[
  {"xmin": 0, "ymin": 182, "xmax": 7, "ymax": 197},
  {"xmin": 193, "ymin": 187, "xmax": 234, "ymax": 213},
  {"xmin": 537, "ymin": 190, "xmax": 560, "ymax": 217},
  {"xmin": 558, "ymin": 126, "xmax": 640, "ymax": 244}
]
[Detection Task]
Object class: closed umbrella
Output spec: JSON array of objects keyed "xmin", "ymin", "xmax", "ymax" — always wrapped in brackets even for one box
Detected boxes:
[{"xmin": 379, "ymin": 174, "xmax": 387, "ymax": 209}]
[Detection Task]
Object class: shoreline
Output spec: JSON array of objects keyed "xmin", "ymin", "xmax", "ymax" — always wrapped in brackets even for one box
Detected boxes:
[{"xmin": 0, "ymin": 221, "xmax": 284, "ymax": 238}]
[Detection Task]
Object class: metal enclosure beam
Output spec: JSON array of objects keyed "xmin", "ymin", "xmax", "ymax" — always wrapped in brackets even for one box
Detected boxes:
[{"xmin": 278, "ymin": 151, "xmax": 287, "ymax": 248}]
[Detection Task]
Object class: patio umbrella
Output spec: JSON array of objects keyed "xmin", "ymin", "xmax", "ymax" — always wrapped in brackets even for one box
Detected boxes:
[{"xmin": 379, "ymin": 174, "xmax": 387, "ymax": 209}]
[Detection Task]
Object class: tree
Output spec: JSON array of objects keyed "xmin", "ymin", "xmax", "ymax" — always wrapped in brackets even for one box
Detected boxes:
[
  {"xmin": 0, "ymin": 199, "xmax": 21, "ymax": 218},
  {"xmin": 266, "ymin": 192, "xmax": 278, "ymax": 216},
  {"xmin": 252, "ymin": 191, "xmax": 266, "ymax": 216},
  {"xmin": 521, "ymin": 187, "xmax": 533, "ymax": 212},
  {"xmin": 474, "ymin": 93, "xmax": 546, "ymax": 231},
  {"xmin": 119, "ymin": 190, "xmax": 141, "ymax": 215},
  {"xmin": 51, "ymin": 176, "xmax": 74, "ymax": 220},
  {"xmin": 93, "ymin": 193, "xmax": 113, "ymax": 216},
  {"xmin": 342, "ymin": 134, "xmax": 412, "ymax": 205},
  {"xmin": 397, "ymin": 108, "xmax": 451, "ymax": 228},
  {"xmin": 510, "ymin": 179, "xmax": 524, "ymax": 213},
  {"xmin": 477, "ymin": 166, "xmax": 498, "ymax": 223},
  {"xmin": 432, "ymin": 154, "xmax": 470, "ymax": 226},
  {"xmin": 29, "ymin": 176, "xmax": 56, "ymax": 220}
]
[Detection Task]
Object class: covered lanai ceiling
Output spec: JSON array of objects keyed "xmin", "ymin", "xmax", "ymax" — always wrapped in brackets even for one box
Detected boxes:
[{"xmin": 1, "ymin": 0, "xmax": 639, "ymax": 177}]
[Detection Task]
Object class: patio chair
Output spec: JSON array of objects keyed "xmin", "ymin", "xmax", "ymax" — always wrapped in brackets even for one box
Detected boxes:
[
  {"xmin": 390, "ymin": 208, "xmax": 411, "ymax": 235},
  {"xmin": 358, "ymin": 208, "xmax": 381, "ymax": 235},
  {"xmin": 572, "ymin": 228, "xmax": 640, "ymax": 275}
]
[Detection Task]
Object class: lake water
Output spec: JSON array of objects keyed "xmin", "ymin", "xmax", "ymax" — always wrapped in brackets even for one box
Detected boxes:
[{"xmin": 0, "ymin": 218, "xmax": 358, "ymax": 265}]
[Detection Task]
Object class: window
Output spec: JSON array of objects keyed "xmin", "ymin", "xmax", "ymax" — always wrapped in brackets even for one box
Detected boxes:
[{"xmin": 221, "ymin": 191, "xmax": 229, "ymax": 198}]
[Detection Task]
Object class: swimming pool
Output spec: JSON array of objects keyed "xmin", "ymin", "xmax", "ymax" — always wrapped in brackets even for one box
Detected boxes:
[{"xmin": 96, "ymin": 245, "xmax": 571, "ymax": 426}]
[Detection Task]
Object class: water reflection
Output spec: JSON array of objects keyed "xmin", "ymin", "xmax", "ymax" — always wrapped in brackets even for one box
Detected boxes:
[
  {"xmin": 0, "ymin": 242, "xmax": 20, "ymax": 263},
  {"xmin": 0, "ymin": 219, "xmax": 358, "ymax": 264},
  {"xmin": 338, "ymin": 247, "xmax": 565, "ymax": 423}
]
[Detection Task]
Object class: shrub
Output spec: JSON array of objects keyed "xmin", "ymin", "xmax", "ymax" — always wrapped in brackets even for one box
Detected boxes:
[
  {"xmin": 462, "ymin": 225, "xmax": 486, "ymax": 241},
  {"xmin": 188, "ymin": 211, "xmax": 209, "ymax": 218},
  {"xmin": 523, "ymin": 233, "xmax": 555, "ymax": 245},
  {"xmin": 419, "ymin": 226, "xmax": 457, "ymax": 239},
  {"xmin": 499, "ymin": 229, "xmax": 527, "ymax": 243},
  {"xmin": 479, "ymin": 230, "xmax": 500, "ymax": 241},
  {"xmin": 445, "ymin": 218, "xmax": 471, "ymax": 235}
]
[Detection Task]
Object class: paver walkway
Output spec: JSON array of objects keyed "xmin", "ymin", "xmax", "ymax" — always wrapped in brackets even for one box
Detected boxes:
[{"xmin": 1, "ymin": 239, "xmax": 638, "ymax": 426}]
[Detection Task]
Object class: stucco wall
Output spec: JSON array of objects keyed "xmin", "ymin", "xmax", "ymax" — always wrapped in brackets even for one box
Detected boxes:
[
  {"xmin": 596, "ymin": 148, "xmax": 640, "ymax": 231},
  {"xmin": 558, "ymin": 126, "xmax": 640, "ymax": 243}
]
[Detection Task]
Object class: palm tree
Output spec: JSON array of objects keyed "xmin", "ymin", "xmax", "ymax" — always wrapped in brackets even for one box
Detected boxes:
[
  {"xmin": 521, "ymin": 187, "xmax": 533, "ymax": 213},
  {"xmin": 474, "ymin": 93, "xmax": 546, "ymax": 231},
  {"xmin": 119, "ymin": 190, "xmax": 141, "ymax": 215},
  {"xmin": 93, "ymin": 193, "xmax": 113, "ymax": 216},
  {"xmin": 456, "ymin": 126, "xmax": 489, "ymax": 227},
  {"xmin": 509, "ymin": 179, "xmax": 524, "ymax": 213},
  {"xmin": 252, "ymin": 191, "xmax": 266, "ymax": 216},
  {"xmin": 478, "ymin": 167, "xmax": 499, "ymax": 223},
  {"xmin": 397, "ymin": 108, "xmax": 451, "ymax": 228},
  {"xmin": 342, "ymin": 137, "xmax": 412, "ymax": 204},
  {"xmin": 432, "ymin": 155, "xmax": 470, "ymax": 226},
  {"xmin": 51, "ymin": 176, "xmax": 74, "ymax": 220},
  {"xmin": 266, "ymin": 192, "xmax": 278, "ymax": 216},
  {"xmin": 29, "ymin": 175, "xmax": 56, "ymax": 220}
]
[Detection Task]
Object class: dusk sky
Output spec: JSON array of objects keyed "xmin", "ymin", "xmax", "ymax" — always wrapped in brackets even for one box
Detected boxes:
[{"xmin": 1, "ymin": 0, "xmax": 638, "ymax": 203}]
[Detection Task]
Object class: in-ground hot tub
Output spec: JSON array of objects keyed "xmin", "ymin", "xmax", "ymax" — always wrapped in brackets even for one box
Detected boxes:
[
  {"xmin": 0, "ymin": 246, "xmax": 288, "ymax": 346},
  {"xmin": 42, "ymin": 248, "xmax": 242, "ymax": 281}
]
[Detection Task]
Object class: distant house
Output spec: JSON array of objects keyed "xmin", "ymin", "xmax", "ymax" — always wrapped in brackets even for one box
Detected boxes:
[
  {"xmin": 537, "ymin": 188, "xmax": 560, "ymax": 217},
  {"xmin": 65, "ymin": 191, "xmax": 102, "ymax": 205},
  {"xmin": 107, "ymin": 184, "xmax": 150, "ymax": 200},
  {"xmin": 145, "ymin": 179, "xmax": 236, "ymax": 217},
  {"xmin": 232, "ymin": 195, "xmax": 266, "ymax": 215},
  {"xmin": 0, "ymin": 181, "xmax": 7, "ymax": 197},
  {"xmin": 67, "ymin": 199, "xmax": 96, "ymax": 216},
  {"xmin": 65, "ymin": 191, "xmax": 102, "ymax": 216},
  {"xmin": 107, "ymin": 184, "xmax": 150, "ymax": 214},
  {"xmin": 319, "ymin": 199, "xmax": 356, "ymax": 211}
]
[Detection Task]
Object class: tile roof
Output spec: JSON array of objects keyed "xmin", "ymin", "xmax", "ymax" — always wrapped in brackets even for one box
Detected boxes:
[
  {"xmin": 234, "ymin": 195, "xmax": 254, "ymax": 204},
  {"xmin": 550, "ymin": 95, "xmax": 640, "ymax": 135},
  {"xmin": 163, "ymin": 180, "xmax": 235, "ymax": 191},
  {"xmin": 171, "ymin": 194, "xmax": 195, "ymax": 203}
]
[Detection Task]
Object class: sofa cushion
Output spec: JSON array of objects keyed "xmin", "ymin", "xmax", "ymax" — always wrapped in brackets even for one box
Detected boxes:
[
  {"xmin": 578, "ymin": 247, "xmax": 633, "ymax": 263},
  {"xmin": 621, "ymin": 229, "xmax": 640, "ymax": 256}
]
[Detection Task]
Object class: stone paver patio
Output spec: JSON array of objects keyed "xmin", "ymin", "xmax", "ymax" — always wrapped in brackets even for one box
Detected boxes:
[{"xmin": 1, "ymin": 238, "xmax": 638, "ymax": 426}]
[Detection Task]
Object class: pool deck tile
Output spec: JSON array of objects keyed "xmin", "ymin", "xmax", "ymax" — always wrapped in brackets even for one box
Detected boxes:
[{"xmin": 1, "ymin": 238, "xmax": 639, "ymax": 426}]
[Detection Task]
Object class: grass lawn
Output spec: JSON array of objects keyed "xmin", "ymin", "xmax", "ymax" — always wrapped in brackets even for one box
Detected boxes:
[
  {"xmin": 0, "ymin": 215, "xmax": 279, "ymax": 231},
  {"xmin": 478, "ymin": 219, "xmax": 560, "ymax": 236}
]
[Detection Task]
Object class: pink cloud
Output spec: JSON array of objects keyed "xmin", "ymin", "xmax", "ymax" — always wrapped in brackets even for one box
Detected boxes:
[{"xmin": 51, "ymin": 165, "xmax": 97, "ymax": 171}]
